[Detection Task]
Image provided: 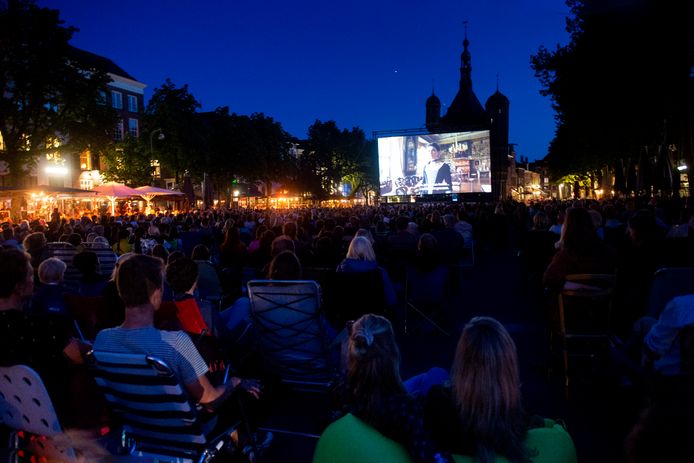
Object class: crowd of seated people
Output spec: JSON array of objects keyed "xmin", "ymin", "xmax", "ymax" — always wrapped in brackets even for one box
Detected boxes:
[{"xmin": 1, "ymin": 197, "xmax": 693, "ymax": 460}]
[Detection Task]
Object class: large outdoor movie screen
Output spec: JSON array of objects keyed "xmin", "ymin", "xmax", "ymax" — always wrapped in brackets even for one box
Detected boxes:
[{"xmin": 378, "ymin": 130, "xmax": 491, "ymax": 196}]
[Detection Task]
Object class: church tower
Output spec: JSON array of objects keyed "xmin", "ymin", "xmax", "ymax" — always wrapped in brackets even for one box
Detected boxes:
[
  {"xmin": 438, "ymin": 28, "xmax": 489, "ymax": 131},
  {"xmin": 486, "ymin": 83, "xmax": 511, "ymax": 198},
  {"xmin": 425, "ymin": 88, "xmax": 441, "ymax": 132}
]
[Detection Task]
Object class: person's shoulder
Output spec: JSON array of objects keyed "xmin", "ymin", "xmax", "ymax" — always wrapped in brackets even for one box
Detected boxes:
[
  {"xmin": 93, "ymin": 326, "xmax": 121, "ymax": 347},
  {"xmin": 667, "ymin": 295, "xmax": 694, "ymax": 311}
]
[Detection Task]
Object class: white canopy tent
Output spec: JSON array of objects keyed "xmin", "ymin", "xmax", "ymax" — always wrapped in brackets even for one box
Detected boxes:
[
  {"xmin": 134, "ymin": 186, "xmax": 185, "ymax": 213},
  {"xmin": 93, "ymin": 182, "xmax": 140, "ymax": 215}
]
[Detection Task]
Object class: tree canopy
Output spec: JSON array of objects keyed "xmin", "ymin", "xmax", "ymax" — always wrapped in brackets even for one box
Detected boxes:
[
  {"xmin": 230, "ymin": 112, "xmax": 294, "ymax": 197},
  {"xmin": 299, "ymin": 120, "xmax": 371, "ymax": 199},
  {"xmin": 0, "ymin": 0, "xmax": 115, "ymax": 184},
  {"xmin": 144, "ymin": 78, "xmax": 202, "ymax": 183},
  {"xmin": 531, "ymin": 0, "xmax": 693, "ymax": 183},
  {"xmin": 100, "ymin": 136, "xmax": 153, "ymax": 186}
]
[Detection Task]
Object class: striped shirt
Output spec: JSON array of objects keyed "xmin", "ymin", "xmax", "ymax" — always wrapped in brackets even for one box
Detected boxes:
[{"xmin": 94, "ymin": 326, "xmax": 208, "ymax": 385}]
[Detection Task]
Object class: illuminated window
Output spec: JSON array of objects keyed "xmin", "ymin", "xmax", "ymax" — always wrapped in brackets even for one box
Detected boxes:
[
  {"xmin": 114, "ymin": 120, "xmax": 124, "ymax": 141},
  {"xmin": 151, "ymin": 159, "xmax": 161, "ymax": 179},
  {"xmin": 127, "ymin": 95, "xmax": 138, "ymax": 112},
  {"xmin": 79, "ymin": 150, "xmax": 92, "ymax": 170},
  {"xmin": 128, "ymin": 118, "xmax": 139, "ymax": 137},
  {"xmin": 111, "ymin": 91, "xmax": 123, "ymax": 109}
]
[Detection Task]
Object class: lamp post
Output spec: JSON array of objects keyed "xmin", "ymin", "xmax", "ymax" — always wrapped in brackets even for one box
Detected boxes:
[{"xmin": 149, "ymin": 128, "xmax": 164, "ymax": 185}]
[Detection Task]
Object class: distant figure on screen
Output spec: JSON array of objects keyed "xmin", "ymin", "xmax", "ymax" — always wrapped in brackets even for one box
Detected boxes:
[{"xmin": 421, "ymin": 143, "xmax": 452, "ymax": 194}]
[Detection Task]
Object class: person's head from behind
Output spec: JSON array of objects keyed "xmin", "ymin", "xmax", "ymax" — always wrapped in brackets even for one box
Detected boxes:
[
  {"xmin": 354, "ymin": 228, "xmax": 374, "ymax": 244},
  {"xmin": 0, "ymin": 248, "xmax": 34, "ymax": 302},
  {"xmin": 532, "ymin": 211, "xmax": 551, "ymax": 231},
  {"xmin": 73, "ymin": 251, "xmax": 100, "ymax": 277},
  {"xmin": 271, "ymin": 235, "xmax": 295, "ymax": 257},
  {"xmin": 347, "ymin": 314, "xmax": 404, "ymax": 412},
  {"xmin": 151, "ymin": 244, "xmax": 169, "ymax": 261},
  {"xmin": 2, "ymin": 228, "xmax": 14, "ymax": 242},
  {"xmin": 92, "ymin": 236, "xmax": 110, "ymax": 248},
  {"xmin": 627, "ymin": 210, "xmax": 657, "ymax": 246},
  {"xmin": 268, "ymin": 250, "xmax": 301, "ymax": 280},
  {"xmin": 452, "ymin": 316, "xmax": 525, "ymax": 462},
  {"xmin": 22, "ymin": 232, "xmax": 47, "ymax": 252},
  {"xmin": 588, "ymin": 209, "xmax": 603, "ymax": 231},
  {"xmin": 116, "ymin": 254, "xmax": 164, "ymax": 310},
  {"xmin": 282, "ymin": 221, "xmax": 297, "ymax": 239},
  {"xmin": 167, "ymin": 250, "xmax": 185, "ymax": 265},
  {"xmin": 191, "ymin": 244, "xmax": 210, "ymax": 261},
  {"xmin": 259, "ymin": 229, "xmax": 275, "ymax": 249},
  {"xmin": 68, "ymin": 233, "xmax": 82, "ymax": 247},
  {"xmin": 38, "ymin": 257, "xmax": 67, "ymax": 284},
  {"xmin": 346, "ymin": 236, "xmax": 376, "ymax": 262},
  {"xmin": 417, "ymin": 232, "xmax": 437, "ymax": 255},
  {"xmin": 166, "ymin": 256, "xmax": 198, "ymax": 295},
  {"xmin": 443, "ymin": 214, "xmax": 456, "ymax": 228},
  {"xmin": 561, "ymin": 207, "xmax": 597, "ymax": 253}
]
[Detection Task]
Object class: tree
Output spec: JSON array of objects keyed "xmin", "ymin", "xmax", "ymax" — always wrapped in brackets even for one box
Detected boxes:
[
  {"xmin": 100, "ymin": 135, "xmax": 153, "ymax": 186},
  {"xmin": 230, "ymin": 112, "xmax": 293, "ymax": 199},
  {"xmin": 0, "ymin": 0, "xmax": 115, "ymax": 186},
  {"xmin": 144, "ymin": 79, "xmax": 202, "ymax": 184},
  {"xmin": 342, "ymin": 139, "xmax": 379, "ymax": 202},
  {"xmin": 300, "ymin": 120, "xmax": 370, "ymax": 199},
  {"xmin": 531, "ymin": 0, "xmax": 693, "ymax": 191}
]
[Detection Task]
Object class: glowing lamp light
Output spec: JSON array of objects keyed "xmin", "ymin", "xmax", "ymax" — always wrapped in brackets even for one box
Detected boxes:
[
  {"xmin": 45, "ymin": 166, "xmax": 68, "ymax": 176},
  {"xmin": 677, "ymin": 165, "xmax": 687, "ymax": 172},
  {"xmin": 233, "ymin": 190, "xmax": 240, "ymax": 197}
]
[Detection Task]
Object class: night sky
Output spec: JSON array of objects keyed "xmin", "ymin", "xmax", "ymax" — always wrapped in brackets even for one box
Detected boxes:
[{"xmin": 41, "ymin": 0, "xmax": 570, "ymax": 161}]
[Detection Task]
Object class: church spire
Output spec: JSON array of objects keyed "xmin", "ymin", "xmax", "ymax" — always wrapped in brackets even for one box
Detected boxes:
[{"xmin": 460, "ymin": 21, "xmax": 472, "ymax": 90}]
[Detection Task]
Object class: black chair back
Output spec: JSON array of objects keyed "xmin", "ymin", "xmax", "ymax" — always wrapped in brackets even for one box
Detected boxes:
[
  {"xmin": 321, "ymin": 270, "xmax": 386, "ymax": 329},
  {"xmin": 248, "ymin": 280, "xmax": 334, "ymax": 385}
]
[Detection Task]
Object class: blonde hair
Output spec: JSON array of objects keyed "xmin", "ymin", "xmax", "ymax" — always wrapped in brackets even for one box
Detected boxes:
[
  {"xmin": 38, "ymin": 257, "xmax": 67, "ymax": 284},
  {"xmin": 346, "ymin": 236, "xmax": 376, "ymax": 262}
]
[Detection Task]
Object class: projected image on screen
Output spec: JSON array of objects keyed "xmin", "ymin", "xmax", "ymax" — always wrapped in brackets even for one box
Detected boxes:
[{"xmin": 378, "ymin": 130, "xmax": 491, "ymax": 196}]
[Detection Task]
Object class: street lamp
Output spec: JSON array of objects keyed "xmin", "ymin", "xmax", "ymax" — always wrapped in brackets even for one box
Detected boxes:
[{"xmin": 149, "ymin": 128, "xmax": 164, "ymax": 184}]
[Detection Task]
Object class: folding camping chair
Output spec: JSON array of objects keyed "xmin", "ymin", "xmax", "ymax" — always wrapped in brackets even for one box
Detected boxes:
[{"xmin": 89, "ymin": 351, "xmax": 238, "ymax": 463}]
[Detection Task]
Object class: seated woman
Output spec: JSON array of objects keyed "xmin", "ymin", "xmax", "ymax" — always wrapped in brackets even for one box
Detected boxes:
[
  {"xmin": 335, "ymin": 313, "xmax": 452, "ymax": 463},
  {"xmin": 424, "ymin": 317, "xmax": 541, "ymax": 463},
  {"xmin": 191, "ymin": 244, "xmax": 224, "ymax": 302},
  {"xmin": 543, "ymin": 207, "xmax": 616, "ymax": 292},
  {"xmin": 337, "ymin": 236, "xmax": 397, "ymax": 307}
]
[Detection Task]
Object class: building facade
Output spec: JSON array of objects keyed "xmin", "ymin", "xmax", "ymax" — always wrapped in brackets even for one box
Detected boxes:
[{"xmin": 37, "ymin": 47, "xmax": 146, "ymax": 191}]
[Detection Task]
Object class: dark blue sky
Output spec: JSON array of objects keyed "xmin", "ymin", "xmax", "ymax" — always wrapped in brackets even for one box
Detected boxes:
[{"xmin": 42, "ymin": 0, "xmax": 570, "ymax": 161}]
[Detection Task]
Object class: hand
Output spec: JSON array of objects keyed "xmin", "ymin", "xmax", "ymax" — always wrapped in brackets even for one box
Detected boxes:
[
  {"xmin": 63, "ymin": 338, "xmax": 89, "ymax": 365},
  {"xmin": 232, "ymin": 377, "xmax": 262, "ymax": 399}
]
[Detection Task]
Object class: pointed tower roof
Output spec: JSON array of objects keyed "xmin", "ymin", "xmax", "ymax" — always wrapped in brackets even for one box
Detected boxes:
[
  {"xmin": 440, "ymin": 25, "xmax": 489, "ymax": 130},
  {"xmin": 426, "ymin": 86, "xmax": 441, "ymax": 107},
  {"xmin": 486, "ymin": 74, "xmax": 510, "ymax": 106}
]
